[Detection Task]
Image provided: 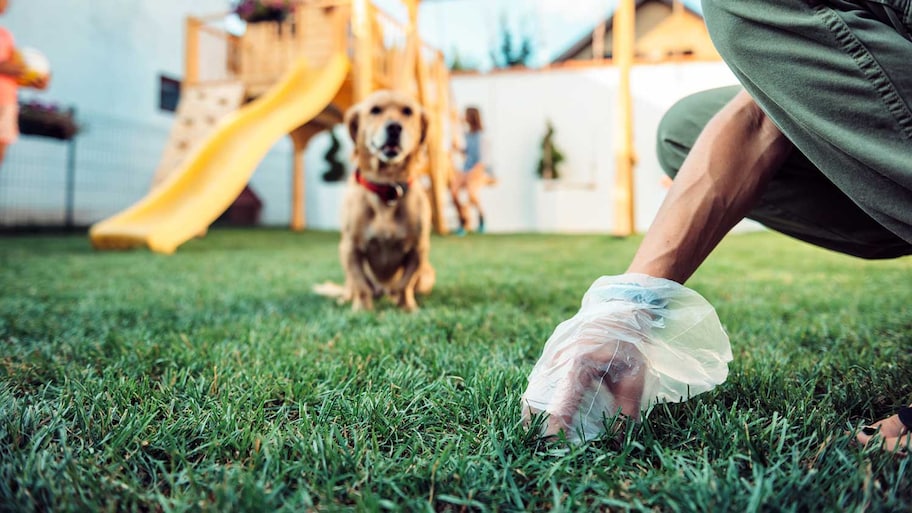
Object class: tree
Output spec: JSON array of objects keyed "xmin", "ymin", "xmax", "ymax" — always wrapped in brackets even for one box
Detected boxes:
[{"xmin": 489, "ymin": 13, "xmax": 536, "ymax": 69}]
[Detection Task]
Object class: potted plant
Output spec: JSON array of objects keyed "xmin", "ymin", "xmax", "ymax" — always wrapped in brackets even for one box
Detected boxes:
[
  {"xmin": 536, "ymin": 120, "xmax": 564, "ymax": 180},
  {"xmin": 233, "ymin": 0, "xmax": 295, "ymax": 23},
  {"xmin": 321, "ymin": 129, "xmax": 347, "ymax": 182}
]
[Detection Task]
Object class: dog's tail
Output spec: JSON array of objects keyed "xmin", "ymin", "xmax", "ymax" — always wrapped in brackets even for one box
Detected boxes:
[{"xmin": 312, "ymin": 281, "xmax": 348, "ymax": 299}]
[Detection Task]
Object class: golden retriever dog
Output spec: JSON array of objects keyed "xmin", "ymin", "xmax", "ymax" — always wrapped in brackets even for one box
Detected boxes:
[{"xmin": 314, "ymin": 90, "xmax": 436, "ymax": 311}]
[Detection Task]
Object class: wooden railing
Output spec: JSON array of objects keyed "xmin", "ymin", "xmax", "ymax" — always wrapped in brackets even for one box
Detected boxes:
[
  {"xmin": 237, "ymin": 1, "xmax": 351, "ymax": 95},
  {"xmin": 184, "ymin": 13, "xmax": 242, "ymax": 85},
  {"xmin": 185, "ymin": 0, "xmax": 352, "ymax": 93},
  {"xmin": 184, "ymin": 1, "xmax": 452, "ymax": 106}
]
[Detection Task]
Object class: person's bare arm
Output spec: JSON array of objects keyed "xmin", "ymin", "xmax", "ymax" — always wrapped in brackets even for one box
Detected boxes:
[
  {"xmin": 524, "ymin": 91, "xmax": 794, "ymax": 440},
  {"xmin": 628, "ymin": 89, "xmax": 794, "ymax": 283}
]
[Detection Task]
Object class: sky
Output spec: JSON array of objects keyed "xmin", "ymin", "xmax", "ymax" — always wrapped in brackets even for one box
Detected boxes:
[{"xmin": 371, "ymin": 0, "xmax": 704, "ymax": 70}]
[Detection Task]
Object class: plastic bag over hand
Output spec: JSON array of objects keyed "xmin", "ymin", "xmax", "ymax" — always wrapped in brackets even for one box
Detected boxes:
[{"xmin": 521, "ymin": 273, "xmax": 732, "ymax": 443}]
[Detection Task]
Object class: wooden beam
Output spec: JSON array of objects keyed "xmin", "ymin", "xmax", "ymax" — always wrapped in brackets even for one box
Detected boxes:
[
  {"xmin": 352, "ymin": 0, "xmax": 373, "ymax": 101},
  {"xmin": 402, "ymin": 0, "xmax": 420, "ymax": 94},
  {"xmin": 185, "ymin": 17, "xmax": 202, "ymax": 86},
  {"xmin": 612, "ymin": 0, "xmax": 636, "ymax": 236},
  {"xmin": 592, "ymin": 21, "xmax": 606, "ymax": 60},
  {"xmin": 289, "ymin": 124, "xmax": 324, "ymax": 231}
]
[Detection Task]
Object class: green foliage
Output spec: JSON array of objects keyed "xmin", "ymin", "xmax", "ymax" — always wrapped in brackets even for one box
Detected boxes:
[
  {"xmin": 321, "ymin": 129, "xmax": 346, "ymax": 183},
  {"xmin": 2, "ymin": 230, "xmax": 912, "ymax": 511},
  {"xmin": 537, "ymin": 120, "xmax": 565, "ymax": 179},
  {"xmin": 448, "ymin": 49, "xmax": 476, "ymax": 73},
  {"xmin": 449, "ymin": 52, "xmax": 465, "ymax": 72},
  {"xmin": 490, "ymin": 13, "xmax": 536, "ymax": 69}
]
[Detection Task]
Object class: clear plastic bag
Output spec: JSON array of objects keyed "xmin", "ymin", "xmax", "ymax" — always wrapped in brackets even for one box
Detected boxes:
[{"xmin": 521, "ymin": 273, "xmax": 732, "ymax": 443}]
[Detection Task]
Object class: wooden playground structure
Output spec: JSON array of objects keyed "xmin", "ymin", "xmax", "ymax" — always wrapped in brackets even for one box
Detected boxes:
[
  {"xmin": 91, "ymin": 0, "xmax": 460, "ymax": 254},
  {"xmin": 178, "ymin": 0, "xmax": 458, "ymax": 234},
  {"xmin": 89, "ymin": 0, "xmax": 662, "ymax": 253}
]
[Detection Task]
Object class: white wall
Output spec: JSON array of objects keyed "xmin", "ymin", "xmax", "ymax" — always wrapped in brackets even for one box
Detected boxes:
[
  {"xmin": 304, "ymin": 61, "xmax": 746, "ymax": 234},
  {"xmin": 0, "ymin": 0, "xmax": 298, "ymax": 227},
  {"xmin": 9, "ymin": 0, "xmax": 229, "ymax": 122}
]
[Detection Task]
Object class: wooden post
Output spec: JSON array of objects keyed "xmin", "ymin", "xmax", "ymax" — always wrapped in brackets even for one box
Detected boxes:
[
  {"xmin": 429, "ymin": 57, "xmax": 451, "ymax": 234},
  {"xmin": 402, "ymin": 0, "xmax": 420, "ymax": 94},
  {"xmin": 290, "ymin": 131, "xmax": 307, "ymax": 231},
  {"xmin": 185, "ymin": 17, "xmax": 201, "ymax": 86},
  {"xmin": 592, "ymin": 21, "xmax": 606, "ymax": 60},
  {"xmin": 612, "ymin": 0, "xmax": 636, "ymax": 236},
  {"xmin": 352, "ymin": 0, "xmax": 373, "ymax": 102},
  {"xmin": 673, "ymin": 0, "xmax": 684, "ymax": 17},
  {"xmin": 289, "ymin": 124, "xmax": 324, "ymax": 231}
]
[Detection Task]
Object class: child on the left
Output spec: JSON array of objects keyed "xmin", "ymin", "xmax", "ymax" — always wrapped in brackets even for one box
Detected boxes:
[{"xmin": 0, "ymin": 0, "xmax": 50, "ymax": 168}]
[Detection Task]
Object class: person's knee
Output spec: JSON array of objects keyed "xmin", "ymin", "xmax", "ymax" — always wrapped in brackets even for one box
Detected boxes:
[
  {"xmin": 656, "ymin": 102, "xmax": 692, "ymax": 179},
  {"xmin": 701, "ymin": 0, "xmax": 763, "ymax": 71},
  {"xmin": 656, "ymin": 86, "xmax": 742, "ymax": 180}
]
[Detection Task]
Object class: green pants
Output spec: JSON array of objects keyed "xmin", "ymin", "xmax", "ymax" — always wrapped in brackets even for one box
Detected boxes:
[{"xmin": 656, "ymin": 0, "xmax": 912, "ymax": 259}]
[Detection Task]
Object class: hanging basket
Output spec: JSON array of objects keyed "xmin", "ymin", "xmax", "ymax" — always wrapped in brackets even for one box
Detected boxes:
[{"xmin": 18, "ymin": 101, "xmax": 79, "ymax": 141}]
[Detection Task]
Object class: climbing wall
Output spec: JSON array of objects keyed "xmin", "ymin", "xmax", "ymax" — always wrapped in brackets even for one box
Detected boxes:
[{"xmin": 150, "ymin": 82, "xmax": 246, "ymax": 188}]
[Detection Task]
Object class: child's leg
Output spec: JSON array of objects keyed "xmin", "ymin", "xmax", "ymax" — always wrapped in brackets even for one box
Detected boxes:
[{"xmin": 0, "ymin": 102, "xmax": 18, "ymax": 169}]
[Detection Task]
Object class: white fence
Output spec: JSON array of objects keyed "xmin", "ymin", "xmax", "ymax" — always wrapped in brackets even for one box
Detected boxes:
[
  {"xmin": 2, "ymin": 61, "xmax": 756, "ymax": 235},
  {"xmin": 304, "ymin": 60, "xmax": 746, "ymax": 233}
]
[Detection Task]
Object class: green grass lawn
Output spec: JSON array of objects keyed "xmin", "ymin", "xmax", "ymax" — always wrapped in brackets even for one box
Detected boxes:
[{"xmin": 1, "ymin": 229, "xmax": 911, "ymax": 512}]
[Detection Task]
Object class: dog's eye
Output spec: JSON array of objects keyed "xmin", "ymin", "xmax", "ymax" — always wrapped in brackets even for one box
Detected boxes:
[
  {"xmin": 401, "ymin": 106, "xmax": 413, "ymax": 117},
  {"xmin": 369, "ymin": 106, "xmax": 382, "ymax": 115}
]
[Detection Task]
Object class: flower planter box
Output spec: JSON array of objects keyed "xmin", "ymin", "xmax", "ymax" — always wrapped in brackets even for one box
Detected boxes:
[
  {"xmin": 18, "ymin": 102, "xmax": 78, "ymax": 141},
  {"xmin": 234, "ymin": 0, "xmax": 293, "ymax": 23}
]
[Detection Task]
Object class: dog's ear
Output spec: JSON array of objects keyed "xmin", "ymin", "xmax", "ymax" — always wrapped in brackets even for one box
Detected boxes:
[
  {"xmin": 344, "ymin": 103, "xmax": 361, "ymax": 143},
  {"xmin": 419, "ymin": 108, "xmax": 429, "ymax": 145}
]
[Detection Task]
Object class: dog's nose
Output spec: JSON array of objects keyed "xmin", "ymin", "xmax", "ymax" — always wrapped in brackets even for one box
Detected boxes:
[{"xmin": 386, "ymin": 123, "xmax": 402, "ymax": 138}]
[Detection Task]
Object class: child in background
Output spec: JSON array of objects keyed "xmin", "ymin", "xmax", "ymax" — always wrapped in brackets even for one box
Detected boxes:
[
  {"xmin": 450, "ymin": 106, "xmax": 494, "ymax": 234},
  {"xmin": 0, "ymin": 0, "xmax": 50, "ymax": 168}
]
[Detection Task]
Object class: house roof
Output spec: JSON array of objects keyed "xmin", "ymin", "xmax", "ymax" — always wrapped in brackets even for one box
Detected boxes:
[{"xmin": 550, "ymin": 0, "xmax": 707, "ymax": 63}]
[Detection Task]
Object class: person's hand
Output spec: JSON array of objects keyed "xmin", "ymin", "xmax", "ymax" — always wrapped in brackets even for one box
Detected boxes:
[
  {"xmin": 0, "ymin": 58, "xmax": 26, "ymax": 80},
  {"xmin": 521, "ymin": 314, "xmax": 650, "ymax": 440},
  {"xmin": 520, "ymin": 274, "xmax": 733, "ymax": 443}
]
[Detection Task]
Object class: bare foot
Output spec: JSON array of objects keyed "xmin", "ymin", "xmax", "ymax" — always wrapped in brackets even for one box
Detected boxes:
[{"xmin": 856, "ymin": 405, "xmax": 912, "ymax": 455}]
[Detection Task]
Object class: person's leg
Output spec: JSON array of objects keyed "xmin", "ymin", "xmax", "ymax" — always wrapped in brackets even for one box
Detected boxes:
[
  {"xmin": 657, "ymin": 87, "xmax": 912, "ymax": 259},
  {"xmin": 466, "ymin": 164, "xmax": 487, "ymax": 232},
  {"xmin": 701, "ymin": 0, "xmax": 912, "ymax": 248},
  {"xmin": 448, "ymin": 172, "xmax": 468, "ymax": 234},
  {"xmin": 700, "ymin": 0, "xmax": 912, "ymax": 452}
]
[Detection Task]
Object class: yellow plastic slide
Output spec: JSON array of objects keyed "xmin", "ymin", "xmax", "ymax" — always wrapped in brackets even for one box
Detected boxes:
[{"xmin": 90, "ymin": 54, "xmax": 350, "ymax": 254}]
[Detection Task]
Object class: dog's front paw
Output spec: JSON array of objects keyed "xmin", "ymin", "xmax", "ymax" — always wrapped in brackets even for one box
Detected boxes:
[
  {"xmin": 394, "ymin": 289, "xmax": 419, "ymax": 312},
  {"xmin": 351, "ymin": 290, "xmax": 374, "ymax": 311}
]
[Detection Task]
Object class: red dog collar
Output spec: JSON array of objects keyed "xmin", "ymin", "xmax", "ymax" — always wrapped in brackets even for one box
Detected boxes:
[{"xmin": 355, "ymin": 169, "xmax": 412, "ymax": 204}]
